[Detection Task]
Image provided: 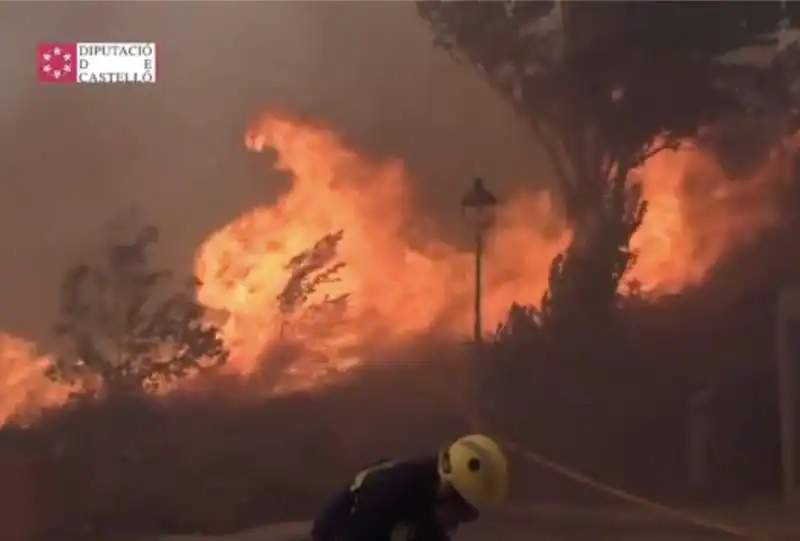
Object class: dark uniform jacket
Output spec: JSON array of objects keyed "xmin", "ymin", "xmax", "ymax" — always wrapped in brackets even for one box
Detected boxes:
[{"xmin": 311, "ymin": 457, "xmax": 451, "ymax": 541}]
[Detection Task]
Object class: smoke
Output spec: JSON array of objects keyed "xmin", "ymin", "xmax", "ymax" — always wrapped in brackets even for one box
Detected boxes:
[
  {"xmin": 0, "ymin": 2, "xmax": 546, "ymax": 344},
  {"xmin": 0, "ymin": 3, "xmax": 793, "ymax": 421}
]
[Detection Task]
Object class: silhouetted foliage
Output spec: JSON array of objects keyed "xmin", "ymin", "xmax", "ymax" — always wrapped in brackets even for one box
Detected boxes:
[
  {"xmin": 254, "ymin": 230, "xmax": 353, "ymax": 388},
  {"xmin": 417, "ymin": 2, "xmax": 783, "ymax": 217},
  {"xmin": 276, "ymin": 229, "xmax": 350, "ymax": 339},
  {"xmin": 49, "ymin": 224, "xmax": 229, "ymax": 396},
  {"xmin": 417, "ymin": 1, "xmax": 800, "ymax": 333},
  {"xmin": 540, "ymin": 182, "xmax": 647, "ymax": 330},
  {"xmin": 493, "ymin": 302, "xmax": 542, "ymax": 343}
]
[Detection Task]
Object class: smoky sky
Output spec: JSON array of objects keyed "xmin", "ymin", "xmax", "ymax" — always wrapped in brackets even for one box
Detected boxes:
[{"xmin": 0, "ymin": 2, "xmax": 547, "ymax": 345}]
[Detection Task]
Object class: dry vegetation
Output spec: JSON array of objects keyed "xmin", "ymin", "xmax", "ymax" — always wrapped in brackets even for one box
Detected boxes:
[
  {"xmin": 0, "ymin": 345, "xmax": 473, "ymax": 541},
  {"xmin": 3, "ymin": 5, "xmax": 800, "ymax": 541},
  {"xmin": 0, "ymin": 249, "xmax": 792, "ymax": 541}
]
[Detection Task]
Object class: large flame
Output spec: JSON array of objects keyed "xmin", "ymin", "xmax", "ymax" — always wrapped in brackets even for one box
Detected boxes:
[
  {"xmin": 194, "ymin": 113, "xmax": 572, "ymax": 390},
  {"xmin": 193, "ymin": 112, "xmax": 787, "ymax": 390},
  {"xmin": 0, "ymin": 333, "xmax": 73, "ymax": 425},
  {"xmin": 0, "ymin": 111, "xmax": 789, "ymax": 423},
  {"xmin": 629, "ymin": 144, "xmax": 786, "ymax": 293}
]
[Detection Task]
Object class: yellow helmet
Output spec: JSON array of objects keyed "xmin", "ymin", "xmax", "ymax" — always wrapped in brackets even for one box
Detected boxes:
[{"xmin": 438, "ymin": 434, "xmax": 509, "ymax": 510}]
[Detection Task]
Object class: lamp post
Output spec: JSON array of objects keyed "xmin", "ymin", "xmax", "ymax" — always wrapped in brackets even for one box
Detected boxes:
[{"xmin": 461, "ymin": 177, "xmax": 498, "ymax": 344}]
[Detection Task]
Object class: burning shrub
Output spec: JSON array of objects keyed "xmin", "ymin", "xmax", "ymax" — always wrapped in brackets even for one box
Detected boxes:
[{"xmin": 49, "ymin": 221, "xmax": 229, "ymax": 398}]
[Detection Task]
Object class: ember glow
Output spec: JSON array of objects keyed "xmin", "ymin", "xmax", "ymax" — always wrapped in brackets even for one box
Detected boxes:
[
  {"xmin": 194, "ymin": 113, "xmax": 569, "ymax": 389},
  {"xmin": 0, "ymin": 111, "xmax": 789, "ymax": 422},
  {"xmin": 0, "ymin": 333, "xmax": 74, "ymax": 425},
  {"xmin": 193, "ymin": 112, "xmax": 786, "ymax": 388}
]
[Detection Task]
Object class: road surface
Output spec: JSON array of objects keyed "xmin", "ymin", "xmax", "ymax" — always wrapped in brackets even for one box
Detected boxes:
[{"xmin": 144, "ymin": 514, "xmax": 779, "ymax": 541}]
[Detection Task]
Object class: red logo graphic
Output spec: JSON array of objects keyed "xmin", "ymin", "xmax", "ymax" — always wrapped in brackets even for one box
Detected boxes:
[{"xmin": 36, "ymin": 43, "xmax": 77, "ymax": 83}]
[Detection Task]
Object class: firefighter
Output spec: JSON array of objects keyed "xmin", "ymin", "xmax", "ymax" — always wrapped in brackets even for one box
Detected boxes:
[{"xmin": 311, "ymin": 434, "xmax": 509, "ymax": 541}]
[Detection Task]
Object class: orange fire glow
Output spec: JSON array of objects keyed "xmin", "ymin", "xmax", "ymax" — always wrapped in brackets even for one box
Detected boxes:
[
  {"xmin": 0, "ymin": 111, "xmax": 790, "ymax": 423},
  {"xmin": 0, "ymin": 333, "xmax": 75, "ymax": 426},
  {"xmin": 193, "ymin": 112, "xmax": 788, "ymax": 390}
]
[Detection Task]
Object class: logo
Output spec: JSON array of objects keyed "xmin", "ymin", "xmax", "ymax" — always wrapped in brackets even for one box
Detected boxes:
[{"xmin": 36, "ymin": 43, "xmax": 78, "ymax": 84}]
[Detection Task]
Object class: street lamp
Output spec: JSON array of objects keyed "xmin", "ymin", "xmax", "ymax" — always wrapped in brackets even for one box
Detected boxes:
[{"xmin": 461, "ymin": 177, "xmax": 498, "ymax": 344}]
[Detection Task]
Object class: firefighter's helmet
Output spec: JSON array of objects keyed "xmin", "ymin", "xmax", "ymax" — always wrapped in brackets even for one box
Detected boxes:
[{"xmin": 438, "ymin": 434, "xmax": 508, "ymax": 511}]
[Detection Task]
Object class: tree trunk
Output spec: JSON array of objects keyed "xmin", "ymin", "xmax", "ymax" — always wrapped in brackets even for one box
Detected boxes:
[{"xmin": 543, "ymin": 165, "xmax": 641, "ymax": 341}]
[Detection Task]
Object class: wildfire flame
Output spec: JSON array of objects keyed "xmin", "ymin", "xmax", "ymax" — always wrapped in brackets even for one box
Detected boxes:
[
  {"xmin": 194, "ymin": 113, "xmax": 570, "ymax": 389},
  {"xmin": 0, "ymin": 333, "xmax": 75, "ymax": 425},
  {"xmin": 194, "ymin": 112, "xmax": 787, "ymax": 389},
  {"xmin": 0, "ymin": 111, "xmax": 789, "ymax": 423}
]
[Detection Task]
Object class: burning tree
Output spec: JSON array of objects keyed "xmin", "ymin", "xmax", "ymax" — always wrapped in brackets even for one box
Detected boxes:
[
  {"xmin": 256, "ymin": 230, "xmax": 350, "ymax": 389},
  {"xmin": 49, "ymin": 224, "xmax": 229, "ymax": 396},
  {"xmin": 416, "ymin": 1, "xmax": 800, "ymax": 329},
  {"xmin": 419, "ymin": 3, "xmax": 800, "ymax": 459},
  {"xmin": 276, "ymin": 229, "xmax": 350, "ymax": 337}
]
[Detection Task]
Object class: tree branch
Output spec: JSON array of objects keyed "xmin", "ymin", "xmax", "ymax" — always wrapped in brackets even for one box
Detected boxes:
[{"xmin": 634, "ymin": 138, "xmax": 698, "ymax": 167}]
